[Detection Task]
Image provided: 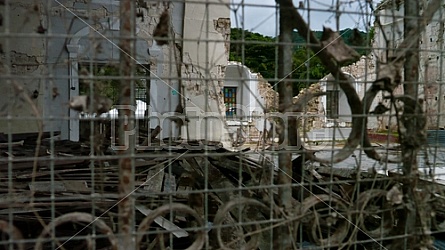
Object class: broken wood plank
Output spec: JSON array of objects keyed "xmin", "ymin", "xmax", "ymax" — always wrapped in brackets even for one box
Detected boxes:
[
  {"xmin": 135, "ymin": 204, "xmax": 188, "ymax": 238},
  {"xmin": 143, "ymin": 165, "xmax": 165, "ymax": 193},
  {"xmin": 16, "ymin": 168, "xmax": 89, "ymax": 179},
  {"xmin": 0, "ymin": 157, "xmax": 87, "ymax": 171},
  {"xmin": 0, "ymin": 140, "xmax": 24, "ymax": 149},
  {"xmin": 28, "ymin": 180, "xmax": 89, "ymax": 193},
  {"xmin": 163, "ymin": 173, "xmax": 176, "ymax": 193}
]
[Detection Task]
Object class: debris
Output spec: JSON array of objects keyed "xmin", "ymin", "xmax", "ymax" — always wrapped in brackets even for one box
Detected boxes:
[
  {"xmin": 1, "ymin": 138, "xmax": 445, "ymax": 249},
  {"xmin": 29, "ymin": 180, "xmax": 89, "ymax": 193},
  {"xmin": 143, "ymin": 164, "xmax": 165, "ymax": 193},
  {"xmin": 387, "ymin": 184, "xmax": 403, "ymax": 205},
  {"xmin": 370, "ymin": 102, "xmax": 390, "ymax": 115},
  {"xmin": 320, "ymin": 27, "xmax": 361, "ymax": 66},
  {"xmin": 135, "ymin": 205, "xmax": 189, "ymax": 238},
  {"xmin": 153, "ymin": 9, "xmax": 170, "ymax": 46},
  {"xmin": 69, "ymin": 95, "xmax": 113, "ymax": 115}
]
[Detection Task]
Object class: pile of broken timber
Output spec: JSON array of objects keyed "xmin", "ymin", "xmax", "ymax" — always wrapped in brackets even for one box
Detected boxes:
[{"xmin": 1, "ymin": 138, "xmax": 445, "ymax": 249}]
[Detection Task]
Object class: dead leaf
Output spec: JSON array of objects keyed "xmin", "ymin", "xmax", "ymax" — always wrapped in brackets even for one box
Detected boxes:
[
  {"xmin": 320, "ymin": 27, "xmax": 360, "ymax": 66},
  {"xmin": 386, "ymin": 185, "xmax": 403, "ymax": 205},
  {"xmin": 69, "ymin": 95, "xmax": 113, "ymax": 115},
  {"xmin": 374, "ymin": 58, "xmax": 403, "ymax": 91},
  {"xmin": 52, "ymin": 87, "xmax": 59, "ymax": 99},
  {"xmin": 153, "ymin": 9, "xmax": 170, "ymax": 46}
]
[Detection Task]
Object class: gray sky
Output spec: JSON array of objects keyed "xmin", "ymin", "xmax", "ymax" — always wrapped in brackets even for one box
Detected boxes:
[{"xmin": 230, "ymin": 0, "xmax": 374, "ymax": 37}]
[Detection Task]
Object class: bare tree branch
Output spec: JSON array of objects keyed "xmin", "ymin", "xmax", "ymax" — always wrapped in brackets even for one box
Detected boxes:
[{"xmin": 284, "ymin": 2, "xmax": 364, "ymax": 164}]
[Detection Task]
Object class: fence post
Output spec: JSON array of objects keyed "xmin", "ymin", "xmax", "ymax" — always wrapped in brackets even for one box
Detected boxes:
[
  {"xmin": 118, "ymin": 0, "xmax": 136, "ymax": 248},
  {"xmin": 275, "ymin": 0, "xmax": 298, "ymax": 248},
  {"xmin": 400, "ymin": 0, "xmax": 432, "ymax": 247}
]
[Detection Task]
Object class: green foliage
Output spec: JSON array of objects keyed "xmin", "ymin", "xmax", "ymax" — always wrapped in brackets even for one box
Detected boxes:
[
  {"xmin": 292, "ymin": 49, "xmax": 327, "ymax": 93},
  {"xmin": 229, "ymin": 28, "xmax": 371, "ymax": 95},
  {"xmin": 230, "ymin": 28, "xmax": 277, "ymax": 80}
]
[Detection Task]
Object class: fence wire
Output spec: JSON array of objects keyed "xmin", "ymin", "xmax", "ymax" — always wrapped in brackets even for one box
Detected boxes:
[{"xmin": 1, "ymin": 0, "xmax": 445, "ymax": 249}]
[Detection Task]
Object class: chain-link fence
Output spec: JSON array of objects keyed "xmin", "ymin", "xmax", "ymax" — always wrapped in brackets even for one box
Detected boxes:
[{"xmin": 1, "ymin": 0, "xmax": 445, "ymax": 249}]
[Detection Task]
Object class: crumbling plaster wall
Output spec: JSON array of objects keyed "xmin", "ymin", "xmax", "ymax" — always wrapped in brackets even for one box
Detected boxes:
[
  {"xmin": 139, "ymin": 0, "xmax": 231, "ymax": 143},
  {"xmin": 374, "ymin": 1, "xmax": 445, "ymax": 129},
  {"xmin": 0, "ymin": 0, "xmax": 133, "ymax": 139},
  {"xmin": 57, "ymin": 0, "xmax": 150, "ymax": 140},
  {"xmin": 0, "ymin": 1, "xmax": 51, "ymax": 137},
  {"xmin": 258, "ymin": 74, "xmax": 279, "ymax": 112},
  {"xmin": 340, "ymin": 55, "xmax": 402, "ymax": 131},
  {"xmin": 298, "ymin": 55, "xmax": 400, "ymax": 131},
  {"xmin": 141, "ymin": 2, "xmax": 181, "ymax": 139},
  {"xmin": 224, "ymin": 63, "xmax": 276, "ymax": 140},
  {"xmin": 297, "ymin": 1, "xmax": 445, "ymax": 131},
  {"xmin": 296, "ymin": 0, "xmax": 445, "ymax": 131},
  {"xmin": 181, "ymin": 0, "xmax": 231, "ymax": 145},
  {"xmin": 293, "ymin": 83, "xmax": 324, "ymax": 131},
  {"xmin": 0, "ymin": 0, "xmax": 232, "ymax": 145}
]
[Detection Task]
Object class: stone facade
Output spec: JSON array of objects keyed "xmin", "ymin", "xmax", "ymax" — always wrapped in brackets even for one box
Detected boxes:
[
  {"xmin": 258, "ymin": 74, "xmax": 279, "ymax": 112},
  {"xmin": 374, "ymin": 0, "xmax": 445, "ymax": 129},
  {"xmin": 293, "ymin": 83, "xmax": 325, "ymax": 131},
  {"xmin": 297, "ymin": 0, "xmax": 445, "ymax": 131},
  {"xmin": 0, "ymin": 0, "xmax": 232, "ymax": 145}
]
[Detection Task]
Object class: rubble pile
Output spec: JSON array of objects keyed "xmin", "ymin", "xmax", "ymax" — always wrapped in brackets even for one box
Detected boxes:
[
  {"xmin": 0, "ymin": 137, "xmax": 445, "ymax": 249},
  {"xmin": 257, "ymin": 74, "xmax": 279, "ymax": 112},
  {"xmin": 293, "ymin": 83, "xmax": 325, "ymax": 130}
]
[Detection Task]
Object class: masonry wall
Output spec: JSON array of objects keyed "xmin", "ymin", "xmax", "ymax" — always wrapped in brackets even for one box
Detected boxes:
[
  {"xmin": 182, "ymin": 0, "xmax": 231, "ymax": 145},
  {"xmin": 0, "ymin": 1, "xmax": 53, "ymax": 138},
  {"xmin": 0, "ymin": 0, "xmax": 232, "ymax": 145},
  {"xmin": 374, "ymin": 1, "xmax": 445, "ymax": 129}
]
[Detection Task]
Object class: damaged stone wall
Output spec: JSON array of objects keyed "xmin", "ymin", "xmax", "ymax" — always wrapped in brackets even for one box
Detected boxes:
[
  {"xmin": 295, "ymin": 55, "xmax": 401, "ymax": 131},
  {"xmin": 0, "ymin": 1, "xmax": 47, "ymax": 137},
  {"xmin": 341, "ymin": 55, "xmax": 394, "ymax": 131},
  {"xmin": 181, "ymin": 0, "xmax": 231, "ymax": 146},
  {"xmin": 214, "ymin": 18, "xmax": 231, "ymax": 58},
  {"xmin": 374, "ymin": 1, "xmax": 445, "ymax": 129},
  {"xmin": 298, "ymin": 2, "xmax": 445, "ymax": 132},
  {"xmin": 138, "ymin": 0, "xmax": 231, "ymax": 141},
  {"xmin": 340, "ymin": 55, "xmax": 400, "ymax": 132},
  {"xmin": 0, "ymin": 0, "xmax": 231, "ymax": 143},
  {"xmin": 0, "ymin": 0, "xmax": 130, "ymax": 139},
  {"xmin": 257, "ymin": 74, "xmax": 279, "ymax": 112},
  {"xmin": 420, "ymin": 18, "xmax": 445, "ymax": 129},
  {"xmin": 249, "ymin": 73, "xmax": 278, "ymax": 142},
  {"xmin": 293, "ymin": 83, "xmax": 324, "ymax": 131}
]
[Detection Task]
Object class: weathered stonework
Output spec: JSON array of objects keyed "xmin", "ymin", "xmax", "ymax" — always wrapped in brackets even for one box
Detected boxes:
[
  {"xmin": 293, "ymin": 83, "xmax": 324, "ymax": 130},
  {"xmin": 181, "ymin": 0, "xmax": 231, "ymax": 145},
  {"xmin": 257, "ymin": 74, "xmax": 279, "ymax": 112},
  {"xmin": 374, "ymin": 0, "xmax": 445, "ymax": 129},
  {"xmin": 0, "ymin": 0, "xmax": 231, "ymax": 144},
  {"xmin": 296, "ymin": 55, "xmax": 400, "ymax": 131},
  {"xmin": 214, "ymin": 18, "xmax": 231, "ymax": 56}
]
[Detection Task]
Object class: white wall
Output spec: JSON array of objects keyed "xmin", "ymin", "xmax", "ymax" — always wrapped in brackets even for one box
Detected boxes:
[
  {"xmin": 182, "ymin": 0, "xmax": 231, "ymax": 145},
  {"xmin": 0, "ymin": 1, "xmax": 67, "ymax": 138},
  {"xmin": 320, "ymin": 73, "xmax": 355, "ymax": 126},
  {"xmin": 225, "ymin": 62, "xmax": 266, "ymax": 119},
  {"xmin": 374, "ymin": 1, "xmax": 445, "ymax": 129}
]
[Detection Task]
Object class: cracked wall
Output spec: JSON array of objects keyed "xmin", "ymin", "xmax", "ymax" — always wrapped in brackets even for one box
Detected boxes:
[
  {"xmin": 302, "ymin": 1, "xmax": 445, "ymax": 131},
  {"xmin": 374, "ymin": 2, "xmax": 445, "ymax": 129},
  {"xmin": 301, "ymin": 55, "xmax": 400, "ymax": 131},
  {"xmin": 0, "ymin": 0, "xmax": 231, "ymax": 144},
  {"xmin": 182, "ymin": 0, "xmax": 231, "ymax": 146},
  {"xmin": 0, "ymin": 1, "xmax": 47, "ymax": 137}
]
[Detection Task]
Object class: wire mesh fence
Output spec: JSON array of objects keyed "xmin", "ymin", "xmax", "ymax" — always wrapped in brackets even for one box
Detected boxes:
[{"xmin": 1, "ymin": 0, "xmax": 445, "ymax": 249}]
